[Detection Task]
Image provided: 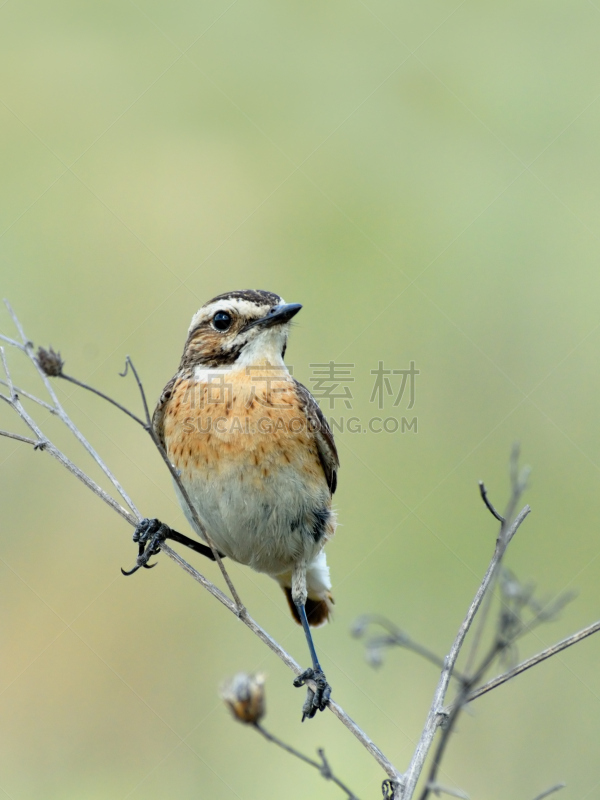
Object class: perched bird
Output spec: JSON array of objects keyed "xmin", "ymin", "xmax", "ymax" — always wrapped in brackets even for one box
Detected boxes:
[{"xmin": 127, "ymin": 290, "xmax": 339, "ymax": 719}]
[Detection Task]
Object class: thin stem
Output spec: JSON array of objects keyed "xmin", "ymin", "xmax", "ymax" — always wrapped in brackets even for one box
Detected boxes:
[
  {"xmin": 353, "ymin": 616, "xmax": 468, "ymax": 685},
  {"xmin": 60, "ymin": 372, "xmax": 146, "ymax": 428},
  {"xmin": 3, "ymin": 301, "xmax": 141, "ymax": 519},
  {"xmin": 50, "ymin": 350, "xmax": 245, "ymax": 613},
  {"xmin": 401, "ymin": 503, "xmax": 530, "ymax": 799},
  {"xmin": 464, "ymin": 620, "xmax": 600, "ymax": 706},
  {"xmin": 254, "ymin": 723, "xmax": 360, "ymax": 799},
  {"xmin": 0, "ymin": 385, "xmax": 136, "ymax": 526},
  {"xmin": 418, "ymin": 640, "xmax": 504, "ymax": 800},
  {"xmin": 531, "ymin": 784, "xmax": 565, "ymax": 800},
  {"xmin": 462, "ymin": 579, "xmax": 495, "ymax": 677},
  {"xmin": 1, "ymin": 347, "xmax": 16, "ymax": 400},
  {"xmin": 411, "ymin": 459, "xmax": 531, "ymax": 800},
  {"xmin": 0, "ymin": 379, "xmax": 57, "ymax": 413},
  {"xmin": 160, "ymin": 543, "xmax": 401, "ymax": 782},
  {"xmin": 465, "ymin": 470, "xmax": 527, "ymax": 679},
  {"xmin": 421, "ymin": 568, "xmax": 576, "ymax": 799},
  {"xmin": 425, "ymin": 785, "xmax": 469, "ymax": 800},
  {"xmin": 120, "ymin": 355, "xmax": 246, "ymax": 614},
  {"xmin": 39, "ymin": 440, "xmax": 138, "ymax": 525},
  {"xmin": 3, "ymin": 300, "xmax": 28, "ymax": 343},
  {"xmin": 0, "ymin": 332, "xmax": 26, "ymax": 351},
  {"xmin": 0, "ymin": 429, "xmax": 38, "ymax": 445},
  {"xmin": 478, "ymin": 481, "xmax": 505, "ymax": 523},
  {"xmin": 120, "ymin": 356, "xmax": 151, "ymax": 426}
]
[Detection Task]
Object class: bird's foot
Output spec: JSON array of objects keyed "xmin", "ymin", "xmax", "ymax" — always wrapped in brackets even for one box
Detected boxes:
[
  {"xmin": 293, "ymin": 667, "xmax": 331, "ymax": 721},
  {"xmin": 121, "ymin": 518, "xmax": 169, "ymax": 576}
]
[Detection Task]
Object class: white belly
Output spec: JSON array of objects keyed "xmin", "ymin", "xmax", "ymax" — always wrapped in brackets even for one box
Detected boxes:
[{"xmin": 175, "ymin": 462, "xmax": 330, "ymax": 577}]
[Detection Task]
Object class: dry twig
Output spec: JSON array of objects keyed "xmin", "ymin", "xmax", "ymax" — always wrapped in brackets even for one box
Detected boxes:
[
  {"xmin": 530, "ymin": 784, "xmax": 566, "ymax": 800},
  {"xmin": 464, "ymin": 620, "xmax": 600, "ymax": 705},
  {"xmin": 401, "ymin": 470, "xmax": 531, "ymax": 799},
  {"xmin": 254, "ymin": 724, "xmax": 360, "ymax": 799}
]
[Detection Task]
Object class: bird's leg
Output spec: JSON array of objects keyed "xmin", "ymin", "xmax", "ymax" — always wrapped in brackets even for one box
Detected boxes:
[
  {"xmin": 121, "ymin": 518, "xmax": 225, "ymax": 576},
  {"xmin": 291, "ymin": 563, "xmax": 332, "ymax": 720}
]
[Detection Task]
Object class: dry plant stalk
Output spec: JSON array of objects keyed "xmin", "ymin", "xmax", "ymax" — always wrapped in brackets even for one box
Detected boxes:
[
  {"xmin": 220, "ymin": 672, "xmax": 360, "ymax": 799},
  {"xmin": 1, "ymin": 302, "xmax": 599, "ymax": 800}
]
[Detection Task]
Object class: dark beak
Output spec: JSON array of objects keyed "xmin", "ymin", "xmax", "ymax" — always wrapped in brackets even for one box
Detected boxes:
[{"xmin": 246, "ymin": 303, "xmax": 302, "ymax": 330}]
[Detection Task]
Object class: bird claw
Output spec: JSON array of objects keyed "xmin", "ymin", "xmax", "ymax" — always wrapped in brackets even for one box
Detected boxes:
[
  {"xmin": 293, "ymin": 667, "xmax": 331, "ymax": 720},
  {"xmin": 121, "ymin": 518, "xmax": 169, "ymax": 577}
]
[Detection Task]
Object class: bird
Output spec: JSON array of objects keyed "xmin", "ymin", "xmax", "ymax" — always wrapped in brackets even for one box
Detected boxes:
[{"xmin": 125, "ymin": 289, "xmax": 339, "ymax": 719}]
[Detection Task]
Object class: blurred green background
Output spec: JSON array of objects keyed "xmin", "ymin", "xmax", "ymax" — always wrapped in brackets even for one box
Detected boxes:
[{"xmin": 2, "ymin": 1, "xmax": 600, "ymax": 798}]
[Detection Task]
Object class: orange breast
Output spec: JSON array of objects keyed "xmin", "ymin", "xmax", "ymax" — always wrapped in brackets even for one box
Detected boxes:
[{"xmin": 162, "ymin": 367, "xmax": 325, "ymax": 491}]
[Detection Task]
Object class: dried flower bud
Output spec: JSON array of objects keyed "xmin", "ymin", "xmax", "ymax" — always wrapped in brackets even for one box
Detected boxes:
[
  {"xmin": 220, "ymin": 672, "xmax": 265, "ymax": 724},
  {"xmin": 36, "ymin": 346, "xmax": 64, "ymax": 377}
]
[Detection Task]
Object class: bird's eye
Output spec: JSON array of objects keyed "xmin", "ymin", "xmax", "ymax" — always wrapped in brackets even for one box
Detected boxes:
[{"xmin": 212, "ymin": 311, "xmax": 232, "ymax": 332}]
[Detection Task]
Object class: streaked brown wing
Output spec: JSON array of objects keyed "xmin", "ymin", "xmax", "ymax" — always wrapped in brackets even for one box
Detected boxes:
[
  {"xmin": 293, "ymin": 379, "xmax": 339, "ymax": 495},
  {"xmin": 151, "ymin": 374, "xmax": 178, "ymax": 451}
]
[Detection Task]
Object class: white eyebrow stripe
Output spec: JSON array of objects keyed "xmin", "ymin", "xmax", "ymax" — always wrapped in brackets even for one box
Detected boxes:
[{"xmin": 188, "ymin": 296, "xmax": 285, "ymax": 333}]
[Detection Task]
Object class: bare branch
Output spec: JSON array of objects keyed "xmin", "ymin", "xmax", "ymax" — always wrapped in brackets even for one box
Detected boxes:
[
  {"xmin": 253, "ymin": 724, "xmax": 360, "ymax": 799},
  {"xmin": 0, "ymin": 429, "xmax": 38, "ymax": 446},
  {"xmin": 2, "ymin": 302, "xmax": 141, "ymax": 519},
  {"xmin": 160, "ymin": 542, "xmax": 401, "ymax": 782},
  {"xmin": 0, "ymin": 349, "xmax": 137, "ymax": 526},
  {"xmin": 464, "ymin": 620, "xmax": 600, "ymax": 706},
  {"xmin": 58, "ymin": 370, "xmax": 146, "ymax": 428},
  {"xmin": 43, "ymin": 349, "xmax": 244, "ymax": 611},
  {"xmin": 478, "ymin": 481, "xmax": 505, "ymax": 523},
  {"xmin": 119, "ymin": 356, "xmax": 151, "ymax": 426},
  {"xmin": 465, "ymin": 461, "xmax": 528, "ymax": 676},
  {"xmin": 427, "ymin": 784, "xmax": 470, "ymax": 799},
  {"xmin": 0, "ymin": 333, "xmax": 26, "ymax": 351},
  {"xmin": 1, "ymin": 347, "xmax": 16, "ymax": 401},
  {"xmin": 495, "ymin": 570, "xmax": 577, "ymax": 654},
  {"xmin": 530, "ymin": 784, "xmax": 566, "ymax": 800},
  {"xmin": 0, "ymin": 396, "xmax": 136, "ymax": 525},
  {"xmin": 0, "ymin": 378, "xmax": 57, "ymax": 413},
  {"xmin": 3, "ymin": 299, "xmax": 29, "ymax": 343},
  {"xmin": 118, "ymin": 355, "xmax": 245, "ymax": 613},
  {"xmin": 462, "ymin": 580, "xmax": 494, "ymax": 678},
  {"xmin": 411, "ymin": 450, "xmax": 533, "ymax": 800},
  {"xmin": 351, "ymin": 615, "xmax": 468, "ymax": 684},
  {"xmin": 402, "ymin": 468, "xmax": 531, "ymax": 800}
]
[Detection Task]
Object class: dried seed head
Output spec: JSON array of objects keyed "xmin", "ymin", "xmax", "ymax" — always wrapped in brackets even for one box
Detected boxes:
[
  {"xmin": 36, "ymin": 346, "xmax": 64, "ymax": 377},
  {"xmin": 220, "ymin": 672, "xmax": 265, "ymax": 724}
]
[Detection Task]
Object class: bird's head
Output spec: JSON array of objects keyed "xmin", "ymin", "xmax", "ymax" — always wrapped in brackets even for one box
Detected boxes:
[{"xmin": 180, "ymin": 290, "xmax": 302, "ymax": 370}]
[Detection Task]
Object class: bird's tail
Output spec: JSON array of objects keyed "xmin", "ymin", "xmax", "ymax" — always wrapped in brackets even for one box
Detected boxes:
[
  {"xmin": 278, "ymin": 550, "xmax": 334, "ymax": 628},
  {"xmin": 282, "ymin": 587, "xmax": 334, "ymax": 627}
]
